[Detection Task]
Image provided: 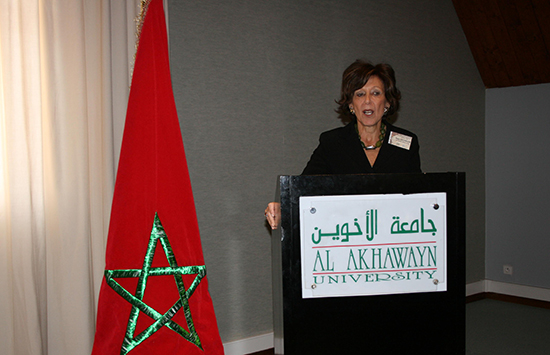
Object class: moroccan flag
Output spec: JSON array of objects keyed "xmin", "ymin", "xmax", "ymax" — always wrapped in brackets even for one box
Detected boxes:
[{"xmin": 91, "ymin": 0, "xmax": 224, "ymax": 353}]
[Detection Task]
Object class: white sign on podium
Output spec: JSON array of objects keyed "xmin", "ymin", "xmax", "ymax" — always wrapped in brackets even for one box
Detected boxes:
[{"xmin": 300, "ymin": 193, "xmax": 447, "ymax": 299}]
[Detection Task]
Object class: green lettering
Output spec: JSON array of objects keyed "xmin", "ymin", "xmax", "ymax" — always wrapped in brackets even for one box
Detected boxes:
[
  {"xmin": 313, "ymin": 250, "xmax": 324, "ymax": 271},
  {"xmin": 427, "ymin": 246, "xmax": 437, "ymax": 266},
  {"xmin": 313, "ymin": 276, "xmax": 324, "ymax": 284},
  {"xmin": 392, "ymin": 272, "xmax": 406, "ymax": 281},
  {"xmin": 425, "ymin": 270, "xmax": 436, "ymax": 279},
  {"xmin": 407, "ymin": 247, "xmax": 418, "ymax": 267},
  {"xmin": 326, "ymin": 250, "xmax": 334, "ymax": 271},
  {"xmin": 372, "ymin": 248, "xmax": 382, "ymax": 269},
  {"xmin": 391, "ymin": 247, "xmax": 409, "ymax": 268},
  {"xmin": 416, "ymin": 246, "xmax": 427, "ymax": 266},
  {"xmin": 313, "ymin": 250, "xmax": 334, "ymax": 271},
  {"xmin": 375, "ymin": 273, "xmax": 392, "ymax": 282},
  {"xmin": 347, "ymin": 249, "xmax": 358, "ymax": 270},
  {"xmin": 359, "ymin": 249, "xmax": 369, "ymax": 269},
  {"xmin": 383, "ymin": 248, "xmax": 395, "ymax": 269}
]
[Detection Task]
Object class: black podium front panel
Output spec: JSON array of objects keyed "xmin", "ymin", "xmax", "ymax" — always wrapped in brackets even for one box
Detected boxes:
[{"xmin": 271, "ymin": 173, "xmax": 465, "ymax": 354}]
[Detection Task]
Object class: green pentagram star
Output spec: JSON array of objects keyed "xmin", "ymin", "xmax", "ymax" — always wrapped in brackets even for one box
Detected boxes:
[{"xmin": 104, "ymin": 212, "xmax": 205, "ymax": 354}]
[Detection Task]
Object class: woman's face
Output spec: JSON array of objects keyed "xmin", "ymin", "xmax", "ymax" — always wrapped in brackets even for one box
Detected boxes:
[{"xmin": 350, "ymin": 76, "xmax": 389, "ymax": 129}]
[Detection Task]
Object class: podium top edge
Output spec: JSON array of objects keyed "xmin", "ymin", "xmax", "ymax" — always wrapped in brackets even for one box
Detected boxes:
[{"xmin": 278, "ymin": 172, "xmax": 465, "ymax": 179}]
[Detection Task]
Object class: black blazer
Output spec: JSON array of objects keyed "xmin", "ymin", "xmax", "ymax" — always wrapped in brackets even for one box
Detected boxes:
[{"xmin": 302, "ymin": 120, "xmax": 421, "ymax": 175}]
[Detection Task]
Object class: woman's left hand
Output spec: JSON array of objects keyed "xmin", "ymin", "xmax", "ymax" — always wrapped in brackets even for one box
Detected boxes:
[{"xmin": 264, "ymin": 202, "xmax": 281, "ymax": 229}]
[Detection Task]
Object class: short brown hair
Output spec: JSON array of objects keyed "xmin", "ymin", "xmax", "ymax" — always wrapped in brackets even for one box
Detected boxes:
[{"xmin": 336, "ymin": 60, "xmax": 401, "ymax": 122}]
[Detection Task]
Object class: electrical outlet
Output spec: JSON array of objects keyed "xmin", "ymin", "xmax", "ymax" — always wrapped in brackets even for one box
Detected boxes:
[{"xmin": 503, "ymin": 265, "xmax": 513, "ymax": 275}]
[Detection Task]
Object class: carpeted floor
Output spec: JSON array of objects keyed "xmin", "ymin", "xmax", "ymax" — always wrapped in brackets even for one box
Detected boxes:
[
  {"xmin": 466, "ymin": 298, "xmax": 550, "ymax": 354},
  {"xmin": 247, "ymin": 296, "xmax": 550, "ymax": 355}
]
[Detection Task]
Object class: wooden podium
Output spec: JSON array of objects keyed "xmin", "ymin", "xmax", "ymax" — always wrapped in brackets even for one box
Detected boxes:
[{"xmin": 271, "ymin": 173, "xmax": 465, "ymax": 354}]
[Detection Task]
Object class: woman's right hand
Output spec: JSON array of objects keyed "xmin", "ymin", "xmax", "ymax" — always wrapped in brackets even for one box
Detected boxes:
[{"xmin": 264, "ymin": 202, "xmax": 281, "ymax": 230}]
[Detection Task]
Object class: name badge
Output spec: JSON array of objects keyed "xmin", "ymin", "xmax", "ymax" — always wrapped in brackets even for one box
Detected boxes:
[{"xmin": 388, "ymin": 131, "xmax": 412, "ymax": 150}]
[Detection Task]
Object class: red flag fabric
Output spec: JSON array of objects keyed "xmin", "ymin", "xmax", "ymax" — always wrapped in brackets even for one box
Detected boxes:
[{"xmin": 92, "ymin": 0, "xmax": 224, "ymax": 353}]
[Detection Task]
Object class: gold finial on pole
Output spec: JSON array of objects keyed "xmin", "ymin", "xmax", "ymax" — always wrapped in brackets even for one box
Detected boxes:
[
  {"xmin": 135, "ymin": 0, "xmax": 152, "ymax": 50},
  {"xmin": 129, "ymin": 0, "xmax": 152, "ymax": 82}
]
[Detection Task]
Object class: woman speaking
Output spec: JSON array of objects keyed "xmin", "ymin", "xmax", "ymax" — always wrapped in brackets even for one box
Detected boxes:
[{"xmin": 265, "ymin": 60, "xmax": 421, "ymax": 228}]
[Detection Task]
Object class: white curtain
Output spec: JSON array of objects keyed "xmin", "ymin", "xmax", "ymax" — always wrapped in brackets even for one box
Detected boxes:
[{"xmin": 0, "ymin": 1, "xmax": 140, "ymax": 354}]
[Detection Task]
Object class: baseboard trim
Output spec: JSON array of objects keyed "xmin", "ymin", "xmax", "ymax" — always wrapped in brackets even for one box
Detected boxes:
[
  {"xmin": 466, "ymin": 280, "xmax": 550, "ymax": 302},
  {"xmin": 466, "ymin": 280, "xmax": 486, "ymax": 296},
  {"xmin": 223, "ymin": 332, "xmax": 274, "ymax": 355},
  {"xmin": 223, "ymin": 280, "xmax": 550, "ymax": 355}
]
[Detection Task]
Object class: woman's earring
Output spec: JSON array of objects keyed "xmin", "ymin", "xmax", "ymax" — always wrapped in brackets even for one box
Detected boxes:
[
  {"xmin": 349, "ymin": 106, "xmax": 355, "ymax": 115},
  {"xmin": 384, "ymin": 107, "xmax": 388, "ymax": 114}
]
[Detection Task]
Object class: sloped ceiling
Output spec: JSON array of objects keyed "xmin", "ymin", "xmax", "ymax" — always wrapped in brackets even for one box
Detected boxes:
[{"xmin": 452, "ymin": 0, "xmax": 550, "ymax": 88}]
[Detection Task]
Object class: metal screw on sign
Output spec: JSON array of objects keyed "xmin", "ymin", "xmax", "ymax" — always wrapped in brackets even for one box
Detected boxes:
[
  {"xmin": 433, "ymin": 279, "xmax": 439, "ymax": 285},
  {"xmin": 311, "ymin": 284, "xmax": 317, "ymax": 289},
  {"xmin": 310, "ymin": 207, "xmax": 316, "ymax": 214},
  {"xmin": 432, "ymin": 204, "xmax": 439, "ymax": 210}
]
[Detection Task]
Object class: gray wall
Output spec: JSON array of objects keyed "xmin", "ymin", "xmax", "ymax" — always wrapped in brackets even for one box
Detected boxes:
[
  {"xmin": 486, "ymin": 83, "xmax": 550, "ymax": 288},
  {"xmin": 168, "ymin": 0, "xmax": 485, "ymax": 343}
]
